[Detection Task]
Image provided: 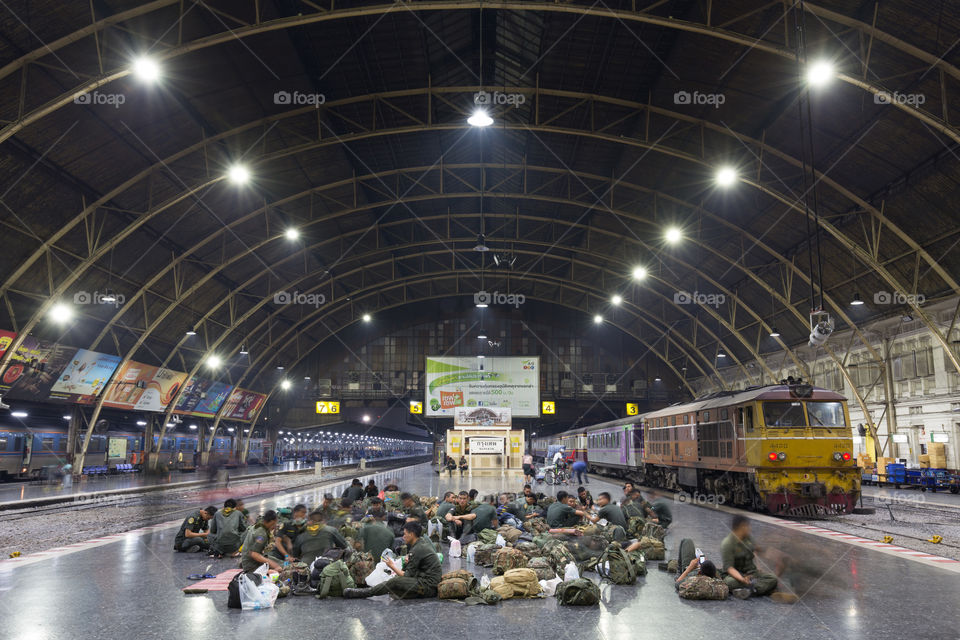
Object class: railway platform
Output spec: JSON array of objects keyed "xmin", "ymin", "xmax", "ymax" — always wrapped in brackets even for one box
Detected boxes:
[{"xmin": 2, "ymin": 462, "xmax": 958, "ymax": 640}]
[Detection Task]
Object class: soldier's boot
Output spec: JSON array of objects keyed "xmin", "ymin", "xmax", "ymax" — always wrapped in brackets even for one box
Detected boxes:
[{"xmin": 342, "ymin": 587, "xmax": 374, "ymax": 598}]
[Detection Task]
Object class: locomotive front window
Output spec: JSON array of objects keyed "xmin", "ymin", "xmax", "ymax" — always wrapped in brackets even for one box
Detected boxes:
[
  {"xmin": 762, "ymin": 402, "xmax": 806, "ymax": 427},
  {"xmin": 806, "ymin": 401, "xmax": 846, "ymax": 427}
]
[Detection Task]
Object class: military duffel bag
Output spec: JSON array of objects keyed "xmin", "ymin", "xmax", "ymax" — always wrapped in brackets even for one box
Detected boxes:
[
  {"xmin": 641, "ymin": 522, "xmax": 665, "ymax": 541},
  {"xmin": 492, "ymin": 547, "xmax": 528, "ymax": 575},
  {"xmin": 315, "ymin": 560, "xmax": 355, "ymax": 599},
  {"xmin": 678, "ymin": 575, "xmax": 729, "ymax": 600},
  {"xmin": 477, "ymin": 529, "xmax": 499, "ymax": 545},
  {"xmin": 513, "ymin": 541, "xmax": 541, "ymax": 557},
  {"xmin": 502, "ymin": 568, "xmax": 541, "ymax": 597},
  {"xmin": 542, "ymin": 539, "xmax": 576, "ymax": 573},
  {"xmin": 627, "ymin": 550, "xmax": 648, "ymax": 577},
  {"xmin": 626, "ymin": 516, "xmax": 645, "ymax": 538},
  {"xmin": 442, "ymin": 569, "xmax": 475, "ymax": 582},
  {"xmin": 438, "ymin": 576, "xmax": 477, "ymax": 600},
  {"xmin": 524, "ymin": 517, "xmax": 549, "ymax": 534},
  {"xmin": 347, "ymin": 551, "xmax": 375, "ymax": 587},
  {"xmin": 473, "ymin": 543, "xmax": 500, "ymax": 567},
  {"xmin": 555, "ymin": 578, "xmax": 600, "ymax": 606},
  {"xmin": 532, "ymin": 533, "xmax": 553, "ymax": 548},
  {"xmin": 497, "ymin": 525, "xmax": 523, "ymax": 544},
  {"xmin": 527, "ymin": 556, "xmax": 556, "ymax": 581}
]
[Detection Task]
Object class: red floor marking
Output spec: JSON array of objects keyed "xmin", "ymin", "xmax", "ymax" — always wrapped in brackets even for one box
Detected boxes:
[{"xmin": 184, "ymin": 568, "xmax": 242, "ymax": 592}]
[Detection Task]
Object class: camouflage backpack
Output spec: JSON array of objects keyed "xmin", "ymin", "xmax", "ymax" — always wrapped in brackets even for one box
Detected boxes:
[
  {"xmin": 555, "ymin": 578, "xmax": 600, "ymax": 606},
  {"xmin": 339, "ymin": 524, "xmax": 359, "ymax": 540},
  {"xmin": 477, "ymin": 529, "xmax": 499, "ymax": 545},
  {"xmin": 383, "ymin": 491, "xmax": 402, "ymax": 510},
  {"xmin": 626, "ymin": 516, "xmax": 646, "ymax": 538},
  {"xmin": 636, "ymin": 536, "xmax": 665, "ymax": 560},
  {"xmin": 527, "ymin": 556, "xmax": 556, "ymax": 581},
  {"xmin": 532, "ymin": 533, "xmax": 554, "ymax": 548},
  {"xmin": 278, "ymin": 561, "xmax": 310, "ymax": 589},
  {"xmin": 497, "ymin": 525, "xmax": 523, "ymax": 544},
  {"xmin": 538, "ymin": 495, "xmax": 556, "ymax": 507},
  {"xmin": 601, "ymin": 524, "xmax": 627, "ymax": 542},
  {"xmin": 542, "ymin": 539, "xmax": 576, "ymax": 573},
  {"xmin": 596, "ymin": 543, "xmax": 637, "ymax": 585},
  {"xmin": 524, "ymin": 517, "xmax": 550, "ymax": 534},
  {"xmin": 419, "ymin": 496, "xmax": 438, "ymax": 510},
  {"xmin": 627, "ymin": 550, "xmax": 648, "ymax": 577},
  {"xmin": 474, "ymin": 543, "xmax": 500, "ymax": 566},
  {"xmin": 678, "ymin": 575, "xmax": 730, "ymax": 600},
  {"xmin": 514, "ymin": 541, "xmax": 541, "ymax": 558},
  {"xmin": 438, "ymin": 576, "xmax": 477, "ymax": 600},
  {"xmin": 492, "ymin": 547, "xmax": 528, "ymax": 575},
  {"xmin": 442, "ymin": 569, "xmax": 475, "ymax": 582},
  {"xmin": 641, "ymin": 522, "xmax": 665, "ymax": 541},
  {"xmin": 347, "ymin": 551, "xmax": 375, "ymax": 587}
]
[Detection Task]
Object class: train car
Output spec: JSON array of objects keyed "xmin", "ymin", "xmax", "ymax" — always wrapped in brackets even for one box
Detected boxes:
[
  {"xmin": 557, "ymin": 431, "xmax": 588, "ymax": 464},
  {"xmin": 583, "ymin": 382, "xmax": 861, "ymax": 515}
]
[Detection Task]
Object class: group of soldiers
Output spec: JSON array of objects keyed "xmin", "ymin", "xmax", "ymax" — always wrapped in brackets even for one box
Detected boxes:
[{"xmin": 174, "ymin": 476, "xmax": 798, "ymax": 604}]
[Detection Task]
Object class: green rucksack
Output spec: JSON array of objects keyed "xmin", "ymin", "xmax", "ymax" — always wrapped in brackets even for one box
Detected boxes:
[
  {"xmin": 555, "ymin": 578, "xmax": 601, "ymax": 606},
  {"xmin": 641, "ymin": 522, "xmax": 665, "ymax": 541},
  {"xmin": 596, "ymin": 543, "xmax": 637, "ymax": 585},
  {"xmin": 532, "ymin": 533, "xmax": 553, "ymax": 548},
  {"xmin": 477, "ymin": 529, "xmax": 499, "ymax": 544},
  {"xmin": 514, "ymin": 541, "xmax": 541, "ymax": 557},
  {"xmin": 524, "ymin": 517, "xmax": 550, "ymax": 534},
  {"xmin": 636, "ymin": 536, "xmax": 665, "ymax": 560},
  {"xmin": 627, "ymin": 550, "xmax": 648, "ymax": 577},
  {"xmin": 542, "ymin": 539, "xmax": 576, "ymax": 573},
  {"xmin": 626, "ymin": 516, "xmax": 645, "ymax": 538},
  {"xmin": 315, "ymin": 560, "xmax": 355, "ymax": 598},
  {"xmin": 474, "ymin": 543, "xmax": 500, "ymax": 567},
  {"xmin": 678, "ymin": 575, "xmax": 729, "ymax": 600},
  {"xmin": 339, "ymin": 524, "xmax": 358, "ymax": 540}
]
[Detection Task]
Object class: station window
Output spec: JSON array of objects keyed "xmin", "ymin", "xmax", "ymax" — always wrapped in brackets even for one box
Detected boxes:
[
  {"xmin": 702, "ymin": 411, "xmax": 710, "ymax": 422},
  {"xmin": 720, "ymin": 408, "xmax": 729, "ymax": 420},
  {"xmin": 0, "ymin": 436, "xmax": 7, "ymax": 451}
]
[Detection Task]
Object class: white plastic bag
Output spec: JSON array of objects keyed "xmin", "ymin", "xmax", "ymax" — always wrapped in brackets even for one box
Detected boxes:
[
  {"xmin": 427, "ymin": 519, "xmax": 442, "ymax": 539},
  {"xmin": 564, "ymin": 561, "xmax": 580, "ymax": 581},
  {"xmin": 448, "ymin": 536, "xmax": 462, "ymax": 558},
  {"xmin": 253, "ymin": 563, "xmax": 269, "ymax": 577},
  {"xmin": 364, "ymin": 561, "xmax": 394, "ymax": 587},
  {"xmin": 466, "ymin": 542, "xmax": 478, "ymax": 563},
  {"xmin": 495, "ymin": 534, "xmax": 506, "ymax": 548},
  {"xmin": 239, "ymin": 574, "xmax": 277, "ymax": 610},
  {"xmin": 539, "ymin": 576, "xmax": 563, "ymax": 596},
  {"xmin": 479, "ymin": 574, "xmax": 491, "ymax": 589}
]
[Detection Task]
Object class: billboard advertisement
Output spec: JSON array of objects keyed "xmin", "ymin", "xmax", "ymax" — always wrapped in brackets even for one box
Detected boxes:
[
  {"xmin": 425, "ymin": 356, "xmax": 539, "ymax": 417},
  {"xmin": 453, "ymin": 407, "xmax": 512, "ymax": 427},
  {"xmin": 101, "ymin": 360, "xmax": 188, "ymax": 412},
  {"xmin": 174, "ymin": 376, "xmax": 234, "ymax": 418},
  {"xmin": 221, "ymin": 388, "xmax": 267, "ymax": 422},
  {"xmin": 48, "ymin": 349, "xmax": 122, "ymax": 404},
  {"xmin": 0, "ymin": 329, "xmax": 15, "ymax": 357},
  {"xmin": 0, "ymin": 337, "xmax": 78, "ymax": 400}
]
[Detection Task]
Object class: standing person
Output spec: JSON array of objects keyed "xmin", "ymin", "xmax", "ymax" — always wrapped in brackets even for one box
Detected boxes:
[
  {"xmin": 342, "ymin": 522, "xmax": 441, "ymax": 599},
  {"xmin": 365, "ymin": 479, "xmax": 379, "ymax": 498},
  {"xmin": 177, "ymin": 450, "xmax": 184, "ymax": 469},
  {"xmin": 458, "ymin": 455, "xmax": 468, "ymax": 477},
  {"xmin": 60, "ymin": 461, "xmax": 73, "ymax": 488},
  {"xmin": 720, "ymin": 515, "xmax": 796, "ymax": 603},
  {"xmin": 522, "ymin": 451, "xmax": 535, "ymax": 484},
  {"xmin": 174, "ymin": 505, "xmax": 217, "ymax": 552},
  {"xmin": 572, "ymin": 459, "xmax": 588, "ymax": 485},
  {"xmin": 342, "ymin": 478, "xmax": 365, "ymax": 503}
]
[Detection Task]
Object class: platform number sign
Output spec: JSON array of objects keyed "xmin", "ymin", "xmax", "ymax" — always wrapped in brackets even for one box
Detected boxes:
[
  {"xmin": 541, "ymin": 400, "xmax": 556, "ymax": 415},
  {"xmin": 626, "ymin": 403, "xmax": 639, "ymax": 416},
  {"xmin": 410, "ymin": 401, "xmax": 423, "ymax": 414},
  {"xmin": 316, "ymin": 401, "xmax": 340, "ymax": 414}
]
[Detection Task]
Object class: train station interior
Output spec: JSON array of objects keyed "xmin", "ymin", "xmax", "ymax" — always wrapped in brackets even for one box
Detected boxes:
[{"xmin": 1, "ymin": 2, "xmax": 960, "ymax": 638}]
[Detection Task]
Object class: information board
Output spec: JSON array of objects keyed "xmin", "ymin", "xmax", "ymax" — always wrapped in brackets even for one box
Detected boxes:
[{"xmin": 425, "ymin": 356, "xmax": 539, "ymax": 417}]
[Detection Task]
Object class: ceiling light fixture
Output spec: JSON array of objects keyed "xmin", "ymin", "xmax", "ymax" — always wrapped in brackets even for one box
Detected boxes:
[
  {"xmin": 227, "ymin": 164, "xmax": 251, "ymax": 185},
  {"xmin": 131, "ymin": 56, "xmax": 160, "ymax": 83},
  {"xmin": 468, "ymin": 110, "xmax": 493, "ymax": 127}
]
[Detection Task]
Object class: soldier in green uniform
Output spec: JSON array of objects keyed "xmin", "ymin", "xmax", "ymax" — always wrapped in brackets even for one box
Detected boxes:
[
  {"xmin": 519, "ymin": 493, "xmax": 545, "ymax": 520},
  {"xmin": 546, "ymin": 491, "xmax": 597, "ymax": 528},
  {"xmin": 271, "ymin": 504, "xmax": 307, "ymax": 562},
  {"xmin": 292, "ymin": 511, "xmax": 350, "ymax": 566},
  {"xmin": 343, "ymin": 522, "xmax": 441, "ymax": 599},
  {"xmin": 208, "ymin": 498, "xmax": 248, "ymax": 558},
  {"xmin": 240, "ymin": 510, "xmax": 283, "ymax": 572},
  {"xmin": 469, "ymin": 498, "xmax": 498, "ymax": 533},
  {"xmin": 365, "ymin": 497, "xmax": 387, "ymax": 519},
  {"xmin": 650, "ymin": 496, "xmax": 673, "ymax": 528},
  {"xmin": 595, "ymin": 492, "xmax": 627, "ymax": 529},
  {"xmin": 446, "ymin": 491, "xmax": 480, "ymax": 539},
  {"xmin": 174, "ymin": 505, "xmax": 217, "ymax": 552},
  {"xmin": 357, "ymin": 513, "xmax": 396, "ymax": 560},
  {"xmin": 720, "ymin": 515, "xmax": 796, "ymax": 602},
  {"xmin": 400, "ymin": 493, "xmax": 427, "ymax": 527}
]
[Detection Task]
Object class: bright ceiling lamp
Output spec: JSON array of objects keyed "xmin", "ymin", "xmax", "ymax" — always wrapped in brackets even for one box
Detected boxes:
[
  {"xmin": 362, "ymin": 313, "xmax": 372, "ymax": 322},
  {"xmin": 593, "ymin": 314, "xmax": 604, "ymax": 324},
  {"xmin": 665, "ymin": 227, "xmax": 682, "ymax": 244},
  {"xmin": 206, "ymin": 354, "xmax": 222, "ymax": 369},
  {"xmin": 280, "ymin": 379, "xmax": 292, "ymax": 390},
  {"xmin": 49, "ymin": 302, "xmax": 73, "ymax": 324},
  {"xmin": 285, "ymin": 228, "xmax": 299, "ymax": 240},
  {"xmin": 131, "ymin": 56, "xmax": 160, "ymax": 83},
  {"xmin": 611, "ymin": 294, "xmax": 622, "ymax": 305},
  {"xmin": 769, "ymin": 326, "xmax": 781, "ymax": 338},
  {"xmin": 467, "ymin": 110, "xmax": 493, "ymax": 127},
  {"xmin": 806, "ymin": 60, "xmax": 834, "ymax": 88},
  {"xmin": 715, "ymin": 166, "xmax": 737, "ymax": 188},
  {"xmin": 632, "ymin": 266, "xmax": 648, "ymax": 280},
  {"xmin": 227, "ymin": 164, "xmax": 251, "ymax": 185}
]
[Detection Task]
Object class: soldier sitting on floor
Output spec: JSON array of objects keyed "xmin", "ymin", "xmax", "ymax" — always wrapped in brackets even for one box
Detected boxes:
[
  {"xmin": 292, "ymin": 511, "xmax": 350, "ymax": 566},
  {"xmin": 271, "ymin": 504, "xmax": 307, "ymax": 562},
  {"xmin": 174, "ymin": 505, "xmax": 217, "ymax": 552},
  {"xmin": 208, "ymin": 498, "xmax": 248, "ymax": 558},
  {"xmin": 343, "ymin": 522, "xmax": 442, "ymax": 599},
  {"xmin": 721, "ymin": 515, "xmax": 797, "ymax": 603},
  {"xmin": 401, "ymin": 492, "xmax": 427, "ymax": 527},
  {"xmin": 240, "ymin": 509, "xmax": 283, "ymax": 572},
  {"xmin": 357, "ymin": 513, "xmax": 396, "ymax": 560}
]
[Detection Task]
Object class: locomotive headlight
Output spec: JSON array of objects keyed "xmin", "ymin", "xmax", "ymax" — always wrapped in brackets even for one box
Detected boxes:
[
  {"xmin": 777, "ymin": 452, "xmax": 787, "ymax": 461},
  {"xmin": 833, "ymin": 452, "xmax": 843, "ymax": 461}
]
